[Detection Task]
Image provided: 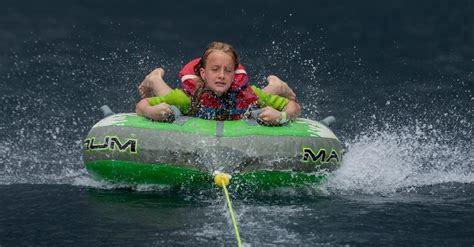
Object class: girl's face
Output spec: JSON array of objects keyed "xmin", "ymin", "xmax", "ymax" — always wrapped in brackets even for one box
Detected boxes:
[{"xmin": 200, "ymin": 50, "xmax": 235, "ymax": 96}]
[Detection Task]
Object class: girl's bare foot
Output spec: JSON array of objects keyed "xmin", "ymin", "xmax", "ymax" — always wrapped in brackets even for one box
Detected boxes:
[
  {"xmin": 138, "ymin": 68, "xmax": 166, "ymax": 98},
  {"xmin": 266, "ymin": 75, "xmax": 296, "ymax": 101}
]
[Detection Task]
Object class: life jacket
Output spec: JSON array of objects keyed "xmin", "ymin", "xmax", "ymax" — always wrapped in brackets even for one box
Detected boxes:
[{"xmin": 179, "ymin": 58, "xmax": 258, "ymax": 120}]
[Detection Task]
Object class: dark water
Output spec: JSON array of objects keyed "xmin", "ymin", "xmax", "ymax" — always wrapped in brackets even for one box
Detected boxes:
[{"xmin": 1, "ymin": 0, "xmax": 473, "ymax": 246}]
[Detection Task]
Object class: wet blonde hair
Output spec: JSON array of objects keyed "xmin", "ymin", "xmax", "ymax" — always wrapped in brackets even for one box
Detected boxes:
[{"xmin": 190, "ymin": 42, "xmax": 239, "ymax": 116}]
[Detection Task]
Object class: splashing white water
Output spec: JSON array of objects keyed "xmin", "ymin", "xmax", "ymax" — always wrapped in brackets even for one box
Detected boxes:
[
  {"xmin": 0, "ymin": 125, "xmax": 87, "ymax": 185},
  {"xmin": 324, "ymin": 124, "xmax": 473, "ymax": 195}
]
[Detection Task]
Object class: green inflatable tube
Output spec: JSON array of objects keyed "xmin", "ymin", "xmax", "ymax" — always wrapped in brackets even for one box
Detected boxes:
[{"xmin": 83, "ymin": 110, "xmax": 342, "ymax": 191}]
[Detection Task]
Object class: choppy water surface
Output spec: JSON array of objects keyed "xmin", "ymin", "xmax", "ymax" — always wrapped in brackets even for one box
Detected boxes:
[{"xmin": 1, "ymin": 0, "xmax": 472, "ymax": 246}]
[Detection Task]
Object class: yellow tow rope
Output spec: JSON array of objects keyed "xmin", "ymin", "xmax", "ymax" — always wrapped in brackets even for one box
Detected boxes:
[{"xmin": 213, "ymin": 171, "xmax": 242, "ymax": 247}]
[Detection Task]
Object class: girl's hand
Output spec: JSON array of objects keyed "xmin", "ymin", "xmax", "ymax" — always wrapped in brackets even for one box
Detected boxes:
[
  {"xmin": 257, "ymin": 106, "xmax": 283, "ymax": 126},
  {"xmin": 136, "ymin": 99, "xmax": 173, "ymax": 122},
  {"xmin": 151, "ymin": 102, "xmax": 173, "ymax": 121}
]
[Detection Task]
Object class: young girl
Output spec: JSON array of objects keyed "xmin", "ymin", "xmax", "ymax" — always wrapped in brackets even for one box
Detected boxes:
[{"xmin": 136, "ymin": 42, "xmax": 300, "ymax": 125}]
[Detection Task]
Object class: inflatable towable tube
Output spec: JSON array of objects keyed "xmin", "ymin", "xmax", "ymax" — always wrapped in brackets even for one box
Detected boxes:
[{"xmin": 83, "ymin": 106, "xmax": 342, "ymax": 190}]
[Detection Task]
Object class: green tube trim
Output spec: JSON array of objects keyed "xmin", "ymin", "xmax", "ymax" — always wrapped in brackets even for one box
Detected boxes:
[
  {"xmin": 85, "ymin": 160, "xmax": 329, "ymax": 191},
  {"xmin": 86, "ymin": 160, "xmax": 213, "ymax": 189},
  {"xmin": 101, "ymin": 114, "xmax": 326, "ymax": 137}
]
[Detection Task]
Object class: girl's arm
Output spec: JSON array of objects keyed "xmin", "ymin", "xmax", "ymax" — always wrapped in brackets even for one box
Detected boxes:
[
  {"xmin": 257, "ymin": 100, "xmax": 301, "ymax": 125},
  {"xmin": 135, "ymin": 99, "xmax": 173, "ymax": 121}
]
